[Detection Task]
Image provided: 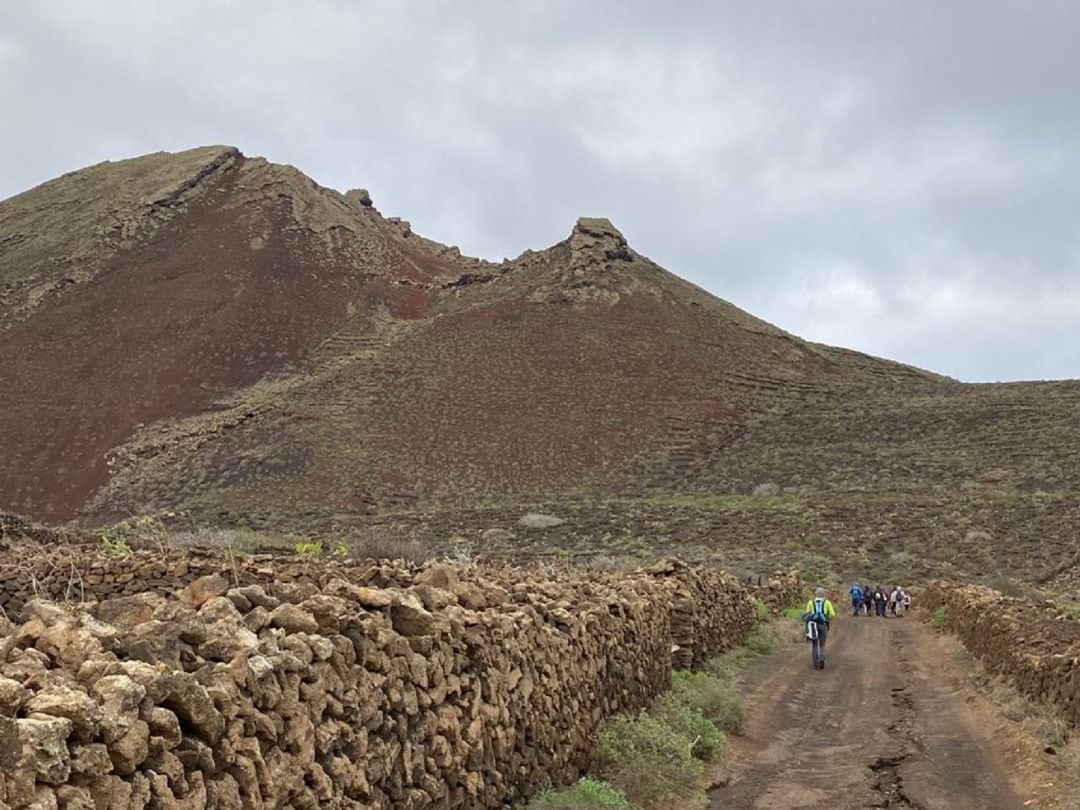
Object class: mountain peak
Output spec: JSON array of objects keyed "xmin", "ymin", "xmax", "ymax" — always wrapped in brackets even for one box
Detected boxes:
[
  {"xmin": 569, "ymin": 217, "xmax": 633, "ymax": 264},
  {"xmin": 573, "ymin": 216, "xmax": 623, "ymax": 239}
]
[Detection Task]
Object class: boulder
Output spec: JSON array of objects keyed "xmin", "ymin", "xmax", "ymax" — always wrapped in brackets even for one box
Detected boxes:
[
  {"xmin": 389, "ymin": 596, "xmax": 436, "ymax": 637},
  {"xmin": 18, "ymin": 716, "xmax": 73, "ymax": 785},
  {"xmin": 415, "ymin": 564, "xmax": 460, "ymax": 592},
  {"xmin": 106, "ymin": 719, "xmax": 149, "ymax": 775},
  {"xmin": 326, "ymin": 580, "xmax": 393, "ymax": 609},
  {"xmin": 181, "ymin": 575, "xmax": 230, "ymax": 609},
  {"xmin": 158, "ymin": 673, "xmax": 224, "ymax": 745},
  {"xmin": 69, "ymin": 743, "xmax": 113, "ymax": 778},
  {"xmin": 0, "ymin": 676, "xmax": 29, "ymax": 716},
  {"xmin": 90, "ymin": 675, "xmax": 145, "ymax": 743},
  {"xmin": 269, "ymin": 603, "xmax": 319, "ymax": 635},
  {"xmin": 92, "ymin": 593, "xmax": 161, "ymax": 630},
  {"xmin": 25, "ymin": 685, "xmax": 101, "ymax": 741},
  {"xmin": 517, "ymin": 513, "xmax": 566, "ymax": 530}
]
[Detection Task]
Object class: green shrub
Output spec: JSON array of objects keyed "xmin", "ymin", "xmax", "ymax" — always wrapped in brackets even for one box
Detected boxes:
[
  {"xmin": 742, "ymin": 624, "xmax": 775, "ymax": 656},
  {"xmin": 932, "ymin": 606, "xmax": 947, "ymax": 629},
  {"xmin": 780, "ymin": 605, "xmax": 807, "ymax": 622},
  {"xmin": 655, "ymin": 697, "xmax": 726, "ymax": 760},
  {"xmin": 594, "ymin": 712, "xmax": 704, "ymax": 808},
  {"xmin": 668, "ymin": 670, "xmax": 744, "ymax": 734},
  {"xmin": 529, "ymin": 777, "xmax": 631, "ymax": 809},
  {"xmin": 293, "ymin": 540, "xmax": 323, "ymax": 557},
  {"xmin": 99, "ymin": 514, "xmax": 168, "ymax": 555},
  {"xmin": 754, "ymin": 598, "xmax": 770, "ymax": 622},
  {"xmin": 99, "ymin": 533, "xmax": 133, "ymax": 557}
]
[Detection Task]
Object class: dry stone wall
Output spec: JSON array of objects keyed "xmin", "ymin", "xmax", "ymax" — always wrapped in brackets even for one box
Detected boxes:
[
  {"xmin": 0, "ymin": 550, "xmax": 772, "ymax": 809},
  {"xmin": 922, "ymin": 581, "xmax": 1080, "ymax": 728}
]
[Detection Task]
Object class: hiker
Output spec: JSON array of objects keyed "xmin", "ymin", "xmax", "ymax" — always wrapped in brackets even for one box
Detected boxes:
[
  {"xmin": 893, "ymin": 586, "xmax": 909, "ymax": 617},
  {"xmin": 873, "ymin": 586, "xmax": 887, "ymax": 617},
  {"xmin": 803, "ymin": 587, "xmax": 836, "ymax": 670},
  {"xmin": 902, "ymin": 590, "xmax": 912, "ymax": 615},
  {"xmin": 862, "ymin": 587, "xmax": 874, "ymax": 616},
  {"xmin": 848, "ymin": 582, "xmax": 864, "ymax": 617},
  {"xmin": 889, "ymin": 587, "xmax": 902, "ymax": 617}
]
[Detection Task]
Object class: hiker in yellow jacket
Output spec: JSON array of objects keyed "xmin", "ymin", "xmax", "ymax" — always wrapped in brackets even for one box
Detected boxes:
[{"xmin": 803, "ymin": 587, "xmax": 836, "ymax": 670}]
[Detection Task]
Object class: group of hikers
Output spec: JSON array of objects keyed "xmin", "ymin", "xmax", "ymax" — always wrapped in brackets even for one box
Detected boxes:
[
  {"xmin": 847, "ymin": 582, "xmax": 911, "ymax": 618},
  {"xmin": 801, "ymin": 582, "xmax": 912, "ymax": 670}
]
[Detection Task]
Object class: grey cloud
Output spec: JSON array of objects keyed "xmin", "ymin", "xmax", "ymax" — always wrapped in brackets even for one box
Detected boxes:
[{"xmin": 3, "ymin": 0, "xmax": 1079, "ymax": 381}]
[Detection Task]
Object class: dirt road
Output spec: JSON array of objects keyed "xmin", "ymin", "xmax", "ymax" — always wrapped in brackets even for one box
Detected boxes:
[{"xmin": 709, "ymin": 614, "xmax": 1053, "ymax": 809}]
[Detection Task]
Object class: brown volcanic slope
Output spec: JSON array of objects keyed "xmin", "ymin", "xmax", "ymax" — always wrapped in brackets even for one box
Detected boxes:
[{"xmin": 3, "ymin": 147, "xmax": 1080, "ymax": 584}]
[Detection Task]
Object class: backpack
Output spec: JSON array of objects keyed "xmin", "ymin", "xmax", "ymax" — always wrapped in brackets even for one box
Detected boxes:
[{"xmin": 809, "ymin": 597, "xmax": 828, "ymax": 623}]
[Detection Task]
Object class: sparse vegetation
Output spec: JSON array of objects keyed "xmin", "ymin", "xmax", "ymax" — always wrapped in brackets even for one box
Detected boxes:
[
  {"xmin": 593, "ymin": 711, "xmax": 705, "ymax": 809},
  {"xmin": 742, "ymin": 623, "xmax": 775, "ymax": 656},
  {"xmin": 952, "ymin": 642, "xmax": 1079, "ymax": 807},
  {"xmin": 653, "ymin": 698, "xmax": 726, "ymax": 761},
  {"xmin": 665, "ymin": 670, "xmax": 743, "ymax": 736},
  {"xmin": 582, "ymin": 609, "xmax": 798, "ymax": 808},
  {"xmin": 98, "ymin": 514, "xmax": 168, "ymax": 555},
  {"xmin": 99, "ymin": 533, "xmax": 133, "ymax": 557},
  {"xmin": 780, "ymin": 604, "xmax": 807, "ymax": 622},
  {"xmin": 932, "ymin": 606, "xmax": 947, "ymax": 629},
  {"xmin": 1062, "ymin": 738, "xmax": 1080, "ymax": 810},
  {"xmin": 529, "ymin": 778, "xmax": 631, "ymax": 809},
  {"xmin": 754, "ymin": 597, "xmax": 770, "ymax": 622},
  {"xmin": 346, "ymin": 530, "xmax": 430, "ymax": 563},
  {"xmin": 293, "ymin": 540, "xmax": 323, "ymax": 557}
]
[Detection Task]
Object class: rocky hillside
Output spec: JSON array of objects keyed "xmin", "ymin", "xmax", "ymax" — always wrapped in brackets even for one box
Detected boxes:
[{"xmin": 2, "ymin": 147, "xmax": 1079, "ymax": 584}]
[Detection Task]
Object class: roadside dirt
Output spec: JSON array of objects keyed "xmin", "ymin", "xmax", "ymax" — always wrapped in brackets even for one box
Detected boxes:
[{"xmin": 710, "ymin": 614, "xmax": 1062, "ymax": 809}]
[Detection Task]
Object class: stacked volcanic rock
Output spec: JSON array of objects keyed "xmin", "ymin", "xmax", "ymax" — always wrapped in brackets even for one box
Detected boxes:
[
  {"xmin": 0, "ymin": 560, "xmax": 759, "ymax": 809},
  {"xmin": 0, "ymin": 550, "xmax": 420, "ymax": 619},
  {"xmin": 923, "ymin": 581, "xmax": 1080, "ymax": 728},
  {"xmin": 752, "ymin": 574, "xmax": 803, "ymax": 614},
  {"xmin": 640, "ymin": 560, "xmax": 757, "ymax": 669}
]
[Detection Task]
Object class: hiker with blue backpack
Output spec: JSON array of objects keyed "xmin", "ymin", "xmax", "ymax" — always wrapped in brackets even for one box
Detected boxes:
[
  {"xmin": 803, "ymin": 587, "xmax": 836, "ymax": 670},
  {"xmin": 848, "ymin": 582, "xmax": 863, "ymax": 617}
]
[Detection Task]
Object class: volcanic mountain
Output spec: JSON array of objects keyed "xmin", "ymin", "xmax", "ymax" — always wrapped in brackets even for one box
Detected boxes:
[{"xmin": 2, "ymin": 147, "xmax": 1079, "ymax": 584}]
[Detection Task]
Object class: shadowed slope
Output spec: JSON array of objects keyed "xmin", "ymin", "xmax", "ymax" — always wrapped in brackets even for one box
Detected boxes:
[{"xmin": 0, "ymin": 148, "xmax": 472, "ymax": 520}]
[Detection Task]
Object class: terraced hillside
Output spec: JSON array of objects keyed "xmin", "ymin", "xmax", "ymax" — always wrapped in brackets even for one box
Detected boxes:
[{"xmin": 2, "ymin": 147, "xmax": 1078, "ymax": 585}]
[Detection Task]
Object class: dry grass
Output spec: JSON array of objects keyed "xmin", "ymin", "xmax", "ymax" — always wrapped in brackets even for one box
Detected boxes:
[
  {"xmin": 345, "ymin": 529, "xmax": 433, "ymax": 564},
  {"xmin": 1061, "ymin": 737, "xmax": 1080, "ymax": 810},
  {"xmin": 954, "ymin": 648, "xmax": 1078, "ymax": 807}
]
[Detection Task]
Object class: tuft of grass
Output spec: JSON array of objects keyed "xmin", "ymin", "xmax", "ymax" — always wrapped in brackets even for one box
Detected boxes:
[
  {"xmin": 293, "ymin": 540, "xmax": 323, "ymax": 557},
  {"xmin": 654, "ymin": 697, "xmax": 726, "ymax": 761},
  {"xmin": 529, "ymin": 777, "xmax": 631, "ymax": 809},
  {"xmin": 594, "ymin": 712, "xmax": 705, "ymax": 809},
  {"xmin": 100, "ymin": 514, "xmax": 168, "ymax": 555},
  {"xmin": 932, "ymin": 606, "xmax": 947, "ymax": 629},
  {"xmin": 742, "ymin": 624, "xmax": 775, "ymax": 656},
  {"xmin": 754, "ymin": 597, "xmax": 770, "ymax": 622},
  {"xmin": 346, "ymin": 531, "xmax": 431, "ymax": 563},
  {"xmin": 99, "ymin": 533, "xmax": 133, "ymax": 557},
  {"xmin": 780, "ymin": 604, "xmax": 807, "ymax": 622},
  {"xmin": 1062, "ymin": 737, "xmax": 1080, "ymax": 810},
  {"xmin": 668, "ymin": 669, "xmax": 745, "ymax": 734}
]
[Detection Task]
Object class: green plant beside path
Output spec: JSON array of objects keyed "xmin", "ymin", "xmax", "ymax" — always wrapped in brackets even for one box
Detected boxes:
[
  {"xmin": 535, "ymin": 612, "xmax": 794, "ymax": 809},
  {"xmin": 529, "ymin": 777, "xmax": 631, "ymax": 809},
  {"xmin": 932, "ymin": 606, "xmax": 947, "ymax": 629}
]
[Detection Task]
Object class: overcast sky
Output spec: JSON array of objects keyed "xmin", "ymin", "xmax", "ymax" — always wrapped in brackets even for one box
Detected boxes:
[{"xmin": 3, "ymin": 1, "xmax": 1078, "ymax": 382}]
